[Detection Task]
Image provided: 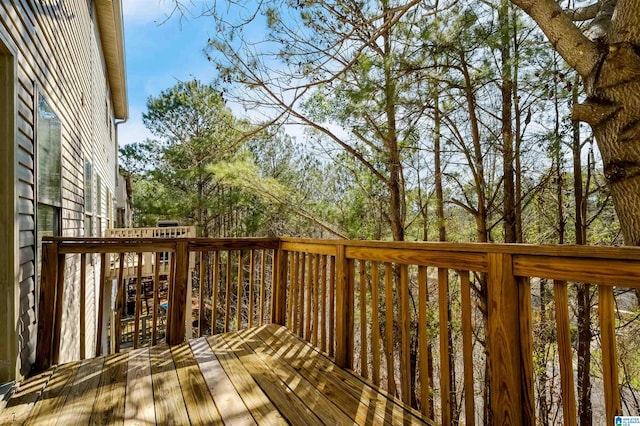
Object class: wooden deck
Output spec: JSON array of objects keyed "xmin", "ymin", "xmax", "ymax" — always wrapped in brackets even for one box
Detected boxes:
[{"xmin": 1, "ymin": 324, "xmax": 431, "ymax": 425}]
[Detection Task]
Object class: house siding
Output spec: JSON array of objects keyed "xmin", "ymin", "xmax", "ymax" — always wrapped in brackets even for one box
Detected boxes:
[{"xmin": 0, "ymin": 0, "xmax": 120, "ymax": 379}]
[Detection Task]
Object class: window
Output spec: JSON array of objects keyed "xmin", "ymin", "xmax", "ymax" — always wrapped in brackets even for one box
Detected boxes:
[
  {"xmin": 84, "ymin": 159, "xmax": 92, "ymax": 214},
  {"xmin": 107, "ymin": 190, "xmax": 113, "ymax": 228},
  {"xmin": 37, "ymin": 204, "xmax": 60, "ymax": 252},
  {"xmin": 37, "ymin": 96, "xmax": 62, "ymax": 207},
  {"xmin": 96, "ymin": 174, "xmax": 103, "ymax": 237},
  {"xmin": 96, "ymin": 173, "xmax": 102, "ymax": 216},
  {"xmin": 36, "ymin": 95, "xmax": 62, "ymax": 285}
]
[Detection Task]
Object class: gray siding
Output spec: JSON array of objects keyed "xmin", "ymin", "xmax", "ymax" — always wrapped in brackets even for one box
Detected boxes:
[{"xmin": 0, "ymin": 0, "xmax": 118, "ymax": 377}]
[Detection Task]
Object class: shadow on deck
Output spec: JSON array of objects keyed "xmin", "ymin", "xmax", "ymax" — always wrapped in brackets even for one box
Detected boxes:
[{"xmin": 1, "ymin": 324, "xmax": 431, "ymax": 425}]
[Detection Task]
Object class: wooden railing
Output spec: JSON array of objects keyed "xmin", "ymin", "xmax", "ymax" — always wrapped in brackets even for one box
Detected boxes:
[
  {"xmin": 35, "ymin": 236, "xmax": 279, "ymax": 363},
  {"xmin": 35, "ymin": 237, "xmax": 640, "ymax": 424}
]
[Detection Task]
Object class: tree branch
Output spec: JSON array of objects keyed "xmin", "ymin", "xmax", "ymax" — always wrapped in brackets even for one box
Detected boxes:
[
  {"xmin": 566, "ymin": 3, "xmax": 600, "ymax": 21},
  {"xmin": 510, "ymin": 0, "xmax": 601, "ymax": 77}
]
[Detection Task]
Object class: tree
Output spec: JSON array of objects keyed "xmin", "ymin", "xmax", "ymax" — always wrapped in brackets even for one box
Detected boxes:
[
  {"xmin": 120, "ymin": 80, "xmax": 251, "ymax": 236},
  {"xmin": 509, "ymin": 0, "xmax": 640, "ymax": 246},
  {"xmin": 205, "ymin": 0, "xmax": 452, "ymax": 241}
]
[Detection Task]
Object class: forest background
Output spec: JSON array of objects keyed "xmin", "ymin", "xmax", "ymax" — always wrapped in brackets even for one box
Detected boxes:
[
  {"xmin": 121, "ymin": 0, "xmax": 621, "ymax": 246},
  {"xmin": 119, "ymin": 0, "xmax": 639, "ymax": 424}
]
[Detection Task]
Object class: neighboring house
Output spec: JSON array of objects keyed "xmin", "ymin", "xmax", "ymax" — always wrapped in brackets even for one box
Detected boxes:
[
  {"xmin": 115, "ymin": 171, "xmax": 132, "ymax": 228},
  {"xmin": 0, "ymin": 0, "xmax": 127, "ymax": 383}
]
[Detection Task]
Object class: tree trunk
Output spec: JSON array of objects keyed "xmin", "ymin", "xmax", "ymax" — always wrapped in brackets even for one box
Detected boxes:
[
  {"xmin": 500, "ymin": 0, "xmax": 517, "ymax": 243},
  {"xmin": 460, "ymin": 54, "xmax": 489, "ymax": 243},
  {"xmin": 512, "ymin": 5, "xmax": 524, "ymax": 243},
  {"xmin": 461, "ymin": 49, "xmax": 490, "ymax": 422},
  {"xmin": 575, "ymin": 42, "xmax": 640, "ymax": 245},
  {"xmin": 572, "ymin": 77, "xmax": 593, "ymax": 426},
  {"xmin": 382, "ymin": 0, "xmax": 405, "ymax": 243},
  {"xmin": 434, "ymin": 89, "xmax": 446, "ymax": 242},
  {"xmin": 511, "ymin": 0, "xmax": 640, "ymax": 246}
]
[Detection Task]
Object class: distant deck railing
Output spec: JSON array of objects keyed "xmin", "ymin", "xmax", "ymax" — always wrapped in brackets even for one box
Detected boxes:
[
  {"xmin": 35, "ymin": 236, "xmax": 640, "ymax": 424},
  {"xmin": 104, "ymin": 226, "xmax": 196, "ymax": 279}
]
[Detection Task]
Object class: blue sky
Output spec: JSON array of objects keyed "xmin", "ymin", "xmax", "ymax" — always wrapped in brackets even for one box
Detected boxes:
[{"xmin": 119, "ymin": 1, "xmax": 217, "ymax": 146}]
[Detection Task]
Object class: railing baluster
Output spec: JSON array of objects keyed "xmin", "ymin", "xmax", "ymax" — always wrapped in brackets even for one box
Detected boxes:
[
  {"xmin": 384, "ymin": 262, "xmax": 396, "ymax": 396},
  {"xmin": 320, "ymin": 255, "xmax": 328, "ymax": 354},
  {"xmin": 305, "ymin": 253, "xmax": 312, "ymax": 341},
  {"xmin": 95, "ymin": 253, "xmax": 107, "ymax": 357},
  {"xmin": 371, "ymin": 261, "xmax": 380, "ymax": 386},
  {"xmin": 288, "ymin": 252, "xmax": 296, "ymax": 330},
  {"xmin": 400, "ymin": 264, "xmax": 410, "ymax": 405},
  {"xmin": 418, "ymin": 265, "xmax": 430, "ymax": 418},
  {"xmin": 198, "ymin": 252, "xmax": 205, "ymax": 337},
  {"xmin": 359, "ymin": 260, "xmax": 368, "ymax": 379},
  {"xmin": 236, "ymin": 250, "xmax": 244, "ymax": 330},
  {"xmin": 79, "ymin": 253, "xmax": 86, "ymax": 360},
  {"xmin": 237, "ymin": 249, "xmax": 243, "ymax": 331},
  {"xmin": 166, "ymin": 252, "xmax": 176, "ymax": 331},
  {"xmin": 438, "ymin": 267, "xmax": 451, "ymax": 424},
  {"xmin": 269, "ymin": 248, "xmax": 277, "ymax": 323},
  {"xmin": 460, "ymin": 271, "xmax": 474, "ymax": 426},
  {"xmin": 224, "ymin": 250, "xmax": 231, "ymax": 333},
  {"xmin": 53, "ymin": 253, "xmax": 66, "ymax": 364},
  {"xmin": 299, "ymin": 252, "xmax": 307, "ymax": 338},
  {"xmin": 211, "ymin": 250, "xmax": 220, "ymax": 335},
  {"xmin": 249, "ymin": 249, "xmax": 255, "ymax": 328},
  {"xmin": 518, "ymin": 276, "xmax": 535, "ymax": 425},
  {"xmin": 113, "ymin": 253, "xmax": 125, "ymax": 353},
  {"xmin": 152, "ymin": 252, "xmax": 160, "ymax": 345},
  {"xmin": 313, "ymin": 253, "xmax": 320, "ymax": 346},
  {"xmin": 259, "ymin": 250, "xmax": 266, "ymax": 326},
  {"xmin": 599, "ymin": 285, "xmax": 622, "ymax": 420},
  {"xmin": 134, "ymin": 252, "xmax": 143, "ymax": 349},
  {"xmin": 329, "ymin": 255, "xmax": 335, "ymax": 358},
  {"xmin": 553, "ymin": 280, "xmax": 577, "ymax": 425},
  {"xmin": 293, "ymin": 252, "xmax": 300, "ymax": 333}
]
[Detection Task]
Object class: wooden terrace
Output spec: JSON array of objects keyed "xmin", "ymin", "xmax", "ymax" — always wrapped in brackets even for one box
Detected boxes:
[
  {"xmin": 2, "ymin": 236, "xmax": 639, "ymax": 424},
  {"xmin": 1, "ymin": 324, "xmax": 429, "ymax": 425}
]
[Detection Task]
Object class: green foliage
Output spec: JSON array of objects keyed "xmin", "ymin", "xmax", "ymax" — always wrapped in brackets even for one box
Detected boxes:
[{"xmin": 121, "ymin": 80, "xmax": 257, "ymax": 235}]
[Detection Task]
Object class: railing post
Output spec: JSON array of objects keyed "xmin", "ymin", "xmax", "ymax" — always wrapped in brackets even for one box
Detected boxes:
[
  {"xmin": 335, "ymin": 244, "xmax": 354, "ymax": 368},
  {"xmin": 167, "ymin": 241, "xmax": 189, "ymax": 344},
  {"xmin": 35, "ymin": 241, "xmax": 60, "ymax": 371},
  {"xmin": 487, "ymin": 252, "xmax": 525, "ymax": 424},
  {"xmin": 270, "ymin": 245, "xmax": 288, "ymax": 325}
]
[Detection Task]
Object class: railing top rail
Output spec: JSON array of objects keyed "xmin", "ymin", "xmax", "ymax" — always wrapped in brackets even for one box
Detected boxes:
[
  {"xmin": 42, "ymin": 236, "xmax": 281, "ymax": 254},
  {"xmin": 280, "ymin": 237, "xmax": 640, "ymax": 261},
  {"xmin": 40, "ymin": 235, "xmax": 640, "ymax": 261}
]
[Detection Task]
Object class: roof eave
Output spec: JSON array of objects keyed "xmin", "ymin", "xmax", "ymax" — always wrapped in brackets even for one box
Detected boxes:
[{"xmin": 95, "ymin": 0, "xmax": 128, "ymax": 120}]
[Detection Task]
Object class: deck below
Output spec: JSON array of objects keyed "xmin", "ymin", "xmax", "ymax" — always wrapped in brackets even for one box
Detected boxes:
[{"xmin": 0, "ymin": 324, "xmax": 430, "ymax": 425}]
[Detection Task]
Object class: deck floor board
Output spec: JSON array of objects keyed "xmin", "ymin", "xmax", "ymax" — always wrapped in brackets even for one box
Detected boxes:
[
  {"xmin": 0, "ymin": 369, "xmax": 54, "ymax": 424},
  {"xmin": 236, "ymin": 328, "xmax": 355, "ymax": 426},
  {"xmin": 219, "ymin": 331, "xmax": 324, "ymax": 426},
  {"xmin": 3, "ymin": 325, "xmax": 432, "ymax": 425},
  {"xmin": 149, "ymin": 345, "xmax": 190, "ymax": 425},
  {"xmin": 56, "ymin": 357, "xmax": 105, "ymax": 425},
  {"xmin": 25, "ymin": 361, "xmax": 81, "ymax": 425},
  {"xmin": 124, "ymin": 348, "xmax": 155, "ymax": 425},
  {"xmin": 190, "ymin": 337, "xmax": 256, "ymax": 426}
]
